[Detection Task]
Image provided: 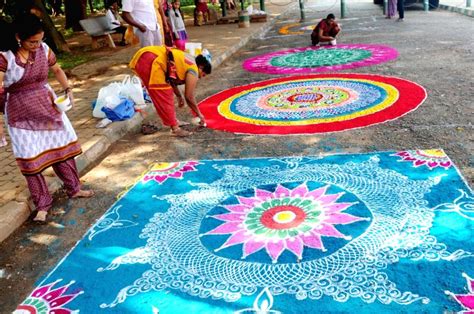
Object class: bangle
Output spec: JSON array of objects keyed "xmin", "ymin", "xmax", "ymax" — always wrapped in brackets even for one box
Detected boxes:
[{"xmin": 63, "ymin": 87, "xmax": 71, "ymax": 93}]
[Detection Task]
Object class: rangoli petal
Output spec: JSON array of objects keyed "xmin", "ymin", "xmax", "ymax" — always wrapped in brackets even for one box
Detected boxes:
[
  {"xmin": 317, "ymin": 223, "xmax": 347, "ymax": 238},
  {"xmin": 213, "ymin": 213, "xmax": 246, "ymax": 222},
  {"xmin": 306, "ymin": 186, "xmax": 328, "ymax": 200},
  {"xmin": 274, "ymin": 185, "xmax": 291, "ymax": 198},
  {"xmin": 325, "ymin": 212, "xmax": 367, "ymax": 225},
  {"xmin": 243, "ymin": 239, "xmax": 266, "ymax": 257},
  {"xmin": 221, "ymin": 230, "xmax": 250, "ymax": 249},
  {"xmin": 285, "ymin": 237, "xmax": 304, "ymax": 259},
  {"xmin": 318, "ymin": 192, "xmax": 344, "ymax": 204},
  {"xmin": 302, "ymin": 232, "xmax": 325, "ymax": 250},
  {"xmin": 266, "ymin": 240, "xmax": 286, "ymax": 262},
  {"xmin": 223, "ymin": 204, "xmax": 251, "ymax": 213},
  {"xmin": 206, "ymin": 222, "xmax": 241, "ymax": 235},
  {"xmin": 290, "ymin": 183, "xmax": 309, "ymax": 197}
]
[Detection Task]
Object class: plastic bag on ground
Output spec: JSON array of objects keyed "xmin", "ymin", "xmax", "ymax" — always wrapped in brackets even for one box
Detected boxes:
[
  {"xmin": 101, "ymin": 97, "xmax": 135, "ymax": 122},
  {"xmin": 94, "ymin": 82, "xmax": 122, "ymax": 118},
  {"xmin": 121, "ymin": 75, "xmax": 145, "ymax": 105}
]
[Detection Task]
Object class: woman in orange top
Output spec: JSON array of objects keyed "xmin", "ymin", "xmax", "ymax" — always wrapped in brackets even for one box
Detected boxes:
[{"xmin": 130, "ymin": 46, "xmax": 211, "ymax": 137}]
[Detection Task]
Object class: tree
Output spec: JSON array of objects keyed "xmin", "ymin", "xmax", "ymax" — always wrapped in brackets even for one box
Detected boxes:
[
  {"xmin": 88, "ymin": 0, "xmax": 95, "ymax": 13},
  {"xmin": 65, "ymin": 0, "xmax": 87, "ymax": 31},
  {"xmin": 31, "ymin": 0, "xmax": 70, "ymax": 52},
  {"xmin": 1, "ymin": 0, "xmax": 70, "ymax": 53}
]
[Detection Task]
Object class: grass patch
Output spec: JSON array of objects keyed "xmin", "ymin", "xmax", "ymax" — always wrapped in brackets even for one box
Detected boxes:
[{"xmin": 56, "ymin": 53, "xmax": 95, "ymax": 71}]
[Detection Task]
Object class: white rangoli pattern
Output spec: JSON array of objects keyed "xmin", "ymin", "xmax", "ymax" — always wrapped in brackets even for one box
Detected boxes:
[{"xmin": 96, "ymin": 157, "xmax": 472, "ymax": 309}]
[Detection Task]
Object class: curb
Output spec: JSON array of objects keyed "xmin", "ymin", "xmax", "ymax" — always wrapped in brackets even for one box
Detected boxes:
[
  {"xmin": 437, "ymin": 4, "xmax": 474, "ymax": 17},
  {"xmin": 0, "ymin": 106, "xmax": 153, "ymax": 243},
  {"xmin": 0, "ymin": 6, "xmax": 292, "ymax": 244}
]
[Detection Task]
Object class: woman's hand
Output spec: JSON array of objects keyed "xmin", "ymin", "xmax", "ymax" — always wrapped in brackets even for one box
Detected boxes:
[
  {"xmin": 67, "ymin": 89, "xmax": 75, "ymax": 108},
  {"xmin": 198, "ymin": 114, "xmax": 206, "ymax": 127},
  {"xmin": 178, "ymin": 96, "xmax": 185, "ymax": 108}
]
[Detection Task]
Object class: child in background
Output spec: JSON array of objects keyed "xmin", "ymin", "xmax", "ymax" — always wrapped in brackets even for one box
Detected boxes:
[{"xmin": 169, "ymin": 0, "xmax": 188, "ymax": 50}]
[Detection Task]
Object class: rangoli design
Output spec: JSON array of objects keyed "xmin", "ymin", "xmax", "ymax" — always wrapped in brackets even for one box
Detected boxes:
[
  {"xmin": 204, "ymin": 183, "xmax": 369, "ymax": 262},
  {"xmin": 16, "ymin": 152, "xmax": 473, "ymax": 313},
  {"xmin": 445, "ymin": 273, "xmax": 474, "ymax": 313},
  {"xmin": 142, "ymin": 161, "xmax": 199, "ymax": 184},
  {"xmin": 14, "ymin": 279, "xmax": 82, "ymax": 314},
  {"xmin": 392, "ymin": 149, "xmax": 453, "ymax": 169},
  {"xmin": 242, "ymin": 45, "xmax": 398, "ymax": 74},
  {"xmin": 198, "ymin": 74, "xmax": 426, "ymax": 134},
  {"xmin": 278, "ymin": 22, "xmax": 318, "ymax": 35}
]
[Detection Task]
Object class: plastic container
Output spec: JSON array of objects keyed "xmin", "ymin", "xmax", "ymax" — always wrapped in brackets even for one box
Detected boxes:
[
  {"xmin": 54, "ymin": 95, "xmax": 72, "ymax": 112},
  {"xmin": 185, "ymin": 42, "xmax": 202, "ymax": 56}
]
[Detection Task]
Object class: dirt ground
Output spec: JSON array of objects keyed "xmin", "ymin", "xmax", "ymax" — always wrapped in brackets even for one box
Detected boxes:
[{"xmin": 0, "ymin": 2, "xmax": 473, "ymax": 312}]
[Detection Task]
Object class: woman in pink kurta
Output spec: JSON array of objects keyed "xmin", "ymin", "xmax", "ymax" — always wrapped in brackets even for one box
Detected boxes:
[{"xmin": 0, "ymin": 14, "xmax": 93, "ymax": 222}]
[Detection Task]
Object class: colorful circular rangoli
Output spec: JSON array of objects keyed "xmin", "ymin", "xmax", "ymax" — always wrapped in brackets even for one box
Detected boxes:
[
  {"xmin": 242, "ymin": 44, "xmax": 398, "ymax": 74},
  {"xmin": 199, "ymin": 74, "xmax": 426, "ymax": 134}
]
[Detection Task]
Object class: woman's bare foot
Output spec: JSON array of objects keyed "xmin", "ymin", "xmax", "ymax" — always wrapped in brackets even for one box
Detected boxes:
[
  {"xmin": 170, "ymin": 128, "xmax": 192, "ymax": 137},
  {"xmin": 33, "ymin": 210, "xmax": 47, "ymax": 222},
  {"xmin": 71, "ymin": 189, "xmax": 95, "ymax": 199}
]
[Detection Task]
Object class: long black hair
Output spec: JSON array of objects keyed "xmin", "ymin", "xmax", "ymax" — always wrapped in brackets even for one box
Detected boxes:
[{"xmin": 0, "ymin": 14, "xmax": 44, "ymax": 52}]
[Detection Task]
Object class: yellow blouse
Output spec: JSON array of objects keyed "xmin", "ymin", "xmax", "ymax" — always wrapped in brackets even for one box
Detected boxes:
[{"xmin": 129, "ymin": 46, "xmax": 198, "ymax": 90}]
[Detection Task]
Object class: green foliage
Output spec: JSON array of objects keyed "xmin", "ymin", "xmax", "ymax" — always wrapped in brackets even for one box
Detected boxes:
[
  {"xmin": 56, "ymin": 52, "xmax": 94, "ymax": 71},
  {"xmin": 180, "ymin": 5, "xmax": 196, "ymax": 16},
  {"xmin": 62, "ymin": 28, "xmax": 75, "ymax": 39},
  {"xmin": 180, "ymin": 0, "xmax": 196, "ymax": 6},
  {"xmin": 180, "ymin": 4, "xmax": 222, "ymax": 17}
]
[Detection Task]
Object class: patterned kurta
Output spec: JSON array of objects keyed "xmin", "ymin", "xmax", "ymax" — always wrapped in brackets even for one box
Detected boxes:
[{"xmin": 0, "ymin": 43, "xmax": 82, "ymax": 175}]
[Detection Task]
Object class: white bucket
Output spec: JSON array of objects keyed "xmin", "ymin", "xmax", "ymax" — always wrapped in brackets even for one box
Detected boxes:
[
  {"xmin": 54, "ymin": 95, "xmax": 72, "ymax": 112},
  {"xmin": 185, "ymin": 42, "xmax": 202, "ymax": 56}
]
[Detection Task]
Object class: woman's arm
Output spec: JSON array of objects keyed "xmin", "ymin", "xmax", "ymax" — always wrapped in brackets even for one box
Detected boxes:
[
  {"xmin": 184, "ymin": 73, "xmax": 205, "ymax": 124},
  {"xmin": 172, "ymin": 84, "xmax": 185, "ymax": 107},
  {"xmin": 50, "ymin": 63, "xmax": 74, "ymax": 106}
]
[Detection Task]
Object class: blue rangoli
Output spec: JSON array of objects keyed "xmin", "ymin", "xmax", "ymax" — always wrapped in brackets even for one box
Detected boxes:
[{"xmin": 15, "ymin": 150, "xmax": 474, "ymax": 314}]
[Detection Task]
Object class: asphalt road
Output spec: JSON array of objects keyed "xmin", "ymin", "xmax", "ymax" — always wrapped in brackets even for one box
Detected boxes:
[{"xmin": 0, "ymin": 2, "xmax": 472, "ymax": 312}]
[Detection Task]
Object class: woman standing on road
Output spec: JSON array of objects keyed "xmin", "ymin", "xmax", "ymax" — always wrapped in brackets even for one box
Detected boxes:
[{"xmin": 0, "ymin": 14, "xmax": 94, "ymax": 222}]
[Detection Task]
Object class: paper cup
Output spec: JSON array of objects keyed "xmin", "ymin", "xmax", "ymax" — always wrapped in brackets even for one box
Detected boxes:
[{"xmin": 54, "ymin": 95, "xmax": 72, "ymax": 112}]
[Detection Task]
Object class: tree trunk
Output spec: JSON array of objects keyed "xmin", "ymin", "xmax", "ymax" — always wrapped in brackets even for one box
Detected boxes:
[
  {"xmin": 65, "ymin": 0, "xmax": 87, "ymax": 31},
  {"xmin": 31, "ymin": 0, "xmax": 70, "ymax": 53},
  {"xmin": 88, "ymin": 0, "xmax": 95, "ymax": 13}
]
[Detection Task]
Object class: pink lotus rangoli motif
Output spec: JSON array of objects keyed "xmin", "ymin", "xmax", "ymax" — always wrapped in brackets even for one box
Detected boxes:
[
  {"xmin": 143, "ymin": 161, "xmax": 199, "ymax": 184},
  {"xmin": 14, "ymin": 279, "xmax": 83, "ymax": 314},
  {"xmin": 204, "ymin": 183, "xmax": 369, "ymax": 263},
  {"xmin": 393, "ymin": 149, "xmax": 452, "ymax": 169},
  {"xmin": 445, "ymin": 273, "xmax": 474, "ymax": 313}
]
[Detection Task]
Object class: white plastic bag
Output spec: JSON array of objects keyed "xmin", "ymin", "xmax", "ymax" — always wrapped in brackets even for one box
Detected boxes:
[
  {"xmin": 120, "ymin": 75, "xmax": 145, "ymax": 105},
  {"xmin": 94, "ymin": 82, "xmax": 122, "ymax": 118}
]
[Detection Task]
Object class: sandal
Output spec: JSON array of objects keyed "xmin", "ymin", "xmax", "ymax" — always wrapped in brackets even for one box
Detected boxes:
[
  {"xmin": 33, "ymin": 211, "xmax": 48, "ymax": 222},
  {"xmin": 170, "ymin": 128, "xmax": 193, "ymax": 137},
  {"xmin": 71, "ymin": 189, "xmax": 95, "ymax": 199},
  {"xmin": 141, "ymin": 123, "xmax": 160, "ymax": 135}
]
